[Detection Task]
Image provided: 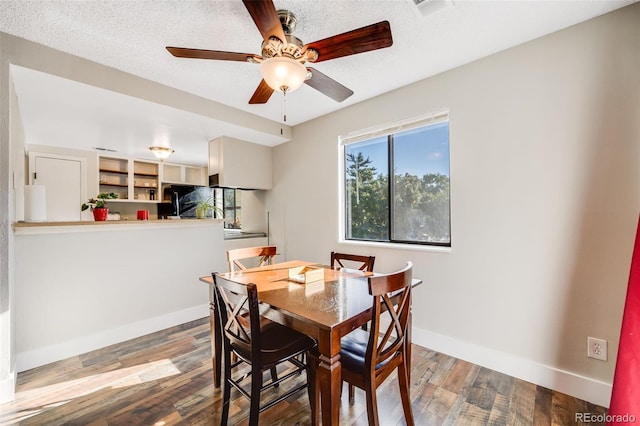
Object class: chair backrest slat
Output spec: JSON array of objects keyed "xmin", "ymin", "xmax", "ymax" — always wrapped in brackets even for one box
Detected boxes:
[
  {"xmin": 227, "ymin": 246, "xmax": 277, "ymax": 272},
  {"xmin": 330, "ymin": 252, "xmax": 375, "ymax": 272}
]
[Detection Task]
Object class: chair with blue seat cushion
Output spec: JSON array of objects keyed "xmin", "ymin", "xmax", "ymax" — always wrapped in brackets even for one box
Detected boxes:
[
  {"xmin": 339, "ymin": 261, "xmax": 414, "ymax": 426},
  {"xmin": 330, "ymin": 251, "xmax": 376, "ymax": 402}
]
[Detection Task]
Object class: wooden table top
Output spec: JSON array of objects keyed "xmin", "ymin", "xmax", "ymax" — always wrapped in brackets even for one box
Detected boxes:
[{"xmin": 200, "ymin": 260, "xmax": 420, "ymax": 332}]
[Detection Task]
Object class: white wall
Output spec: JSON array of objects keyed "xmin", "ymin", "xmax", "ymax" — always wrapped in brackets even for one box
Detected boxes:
[
  {"xmin": 267, "ymin": 4, "xmax": 640, "ymax": 406},
  {"xmin": 240, "ymin": 189, "xmax": 269, "ymax": 234},
  {"xmin": 13, "ymin": 221, "xmax": 225, "ymax": 371}
]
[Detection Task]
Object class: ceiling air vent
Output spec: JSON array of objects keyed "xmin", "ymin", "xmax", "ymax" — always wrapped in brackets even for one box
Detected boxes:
[
  {"xmin": 94, "ymin": 147, "xmax": 117, "ymax": 152},
  {"xmin": 407, "ymin": 0, "xmax": 451, "ymax": 17}
]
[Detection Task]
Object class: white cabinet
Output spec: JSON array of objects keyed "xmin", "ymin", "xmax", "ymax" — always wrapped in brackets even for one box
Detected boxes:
[
  {"xmin": 208, "ymin": 136, "xmax": 272, "ymax": 190},
  {"xmin": 162, "ymin": 163, "xmax": 206, "ymax": 186}
]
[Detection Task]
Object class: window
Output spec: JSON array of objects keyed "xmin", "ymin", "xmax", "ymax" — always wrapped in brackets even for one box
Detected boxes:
[
  {"xmin": 214, "ymin": 188, "xmax": 241, "ymax": 229},
  {"xmin": 342, "ymin": 112, "xmax": 450, "ymax": 246}
]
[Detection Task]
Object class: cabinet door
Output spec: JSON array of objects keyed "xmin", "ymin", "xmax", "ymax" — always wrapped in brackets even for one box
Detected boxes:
[
  {"xmin": 162, "ymin": 163, "xmax": 206, "ymax": 186},
  {"xmin": 184, "ymin": 166, "xmax": 205, "ymax": 185},
  {"xmin": 162, "ymin": 164, "xmax": 182, "ymax": 183},
  {"xmin": 209, "ymin": 137, "xmax": 272, "ymax": 189},
  {"xmin": 31, "ymin": 154, "xmax": 84, "ymax": 221}
]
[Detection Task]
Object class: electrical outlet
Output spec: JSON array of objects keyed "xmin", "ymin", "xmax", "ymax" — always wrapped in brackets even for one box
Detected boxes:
[{"xmin": 587, "ymin": 337, "xmax": 607, "ymax": 361}]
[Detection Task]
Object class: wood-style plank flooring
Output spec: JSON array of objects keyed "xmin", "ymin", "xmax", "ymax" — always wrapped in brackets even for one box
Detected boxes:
[{"xmin": 0, "ymin": 318, "xmax": 607, "ymax": 425}]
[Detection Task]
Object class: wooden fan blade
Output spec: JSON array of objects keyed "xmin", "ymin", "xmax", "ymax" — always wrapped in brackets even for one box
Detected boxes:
[
  {"xmin": 242, "ymin": 0, "xmax": 286, "ymax": 43},
  {"xmin": 305, "ymin": 67, "xmax": 354, "ymax": 102},
  {"xmin": 166, "ymin": 47, "xmax": 253, "ymax": 62},
  {"xmin": 249, "ymin": 79, "xmax": 275, "ymax": 104},
  {"xmin": 304, "ymin": 21, "xmax": 393, "ymax": 63}
]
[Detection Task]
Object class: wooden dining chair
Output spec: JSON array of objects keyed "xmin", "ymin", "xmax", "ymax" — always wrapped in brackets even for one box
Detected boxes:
[
  {"xmin": 227, "ymin": 246, "xmax": 277, "ymax": 272},
  {"xmin": 331, "ymin": 251, "xmax": 377, "ymax": 403},
  {"xmin": 330, "ymin": 251, "xmax": 375, "ymax": 273},
  {"xmin": 338, "ymin": 262, "xmax": 414, "ymax": 426},
  {"xmin": 213, "ymin": 273, "xmax": 317, "ymax": 426},
  {"xmin": 226, "ymin": 245, "xmax": 279, "ymax": 383}
]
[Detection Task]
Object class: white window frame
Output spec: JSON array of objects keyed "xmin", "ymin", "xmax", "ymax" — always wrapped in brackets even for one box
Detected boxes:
[{"xmin": 338, "ymin": 110, "xmax": 452, "ymax": 252}]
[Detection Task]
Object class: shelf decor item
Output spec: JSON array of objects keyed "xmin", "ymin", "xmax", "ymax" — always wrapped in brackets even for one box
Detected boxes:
[{"xmin": 81, "ymin": 192, "xmax": 119, "ymax": 221}]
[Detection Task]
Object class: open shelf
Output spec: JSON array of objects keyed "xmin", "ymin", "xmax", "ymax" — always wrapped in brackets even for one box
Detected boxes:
[
  {"xmin": 99, "ymin": 168, "xmax": 128, "ymax": 175},
  {"xmin": 100, "ymin": 183, "xmax": 128, "ymax": 188},
  {"xmin": 99, "ymin": 157, "xmax": 160, "ymax": 202}
]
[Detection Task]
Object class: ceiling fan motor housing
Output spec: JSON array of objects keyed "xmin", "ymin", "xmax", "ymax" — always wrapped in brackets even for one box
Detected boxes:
[{"xmin": 260, "ymin": 35, "xmax": 317, "ymax": 63}]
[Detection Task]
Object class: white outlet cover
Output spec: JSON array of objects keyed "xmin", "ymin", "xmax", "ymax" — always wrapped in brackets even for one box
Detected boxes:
[{"xmin": 587, "ymin": 337, "xmax": 608, "ymax": 361}]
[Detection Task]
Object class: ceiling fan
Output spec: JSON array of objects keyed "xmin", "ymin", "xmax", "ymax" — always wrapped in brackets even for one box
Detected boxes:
[{"xmin": 166, "ymin": 0, "xmax": 393, "ymax": 105}]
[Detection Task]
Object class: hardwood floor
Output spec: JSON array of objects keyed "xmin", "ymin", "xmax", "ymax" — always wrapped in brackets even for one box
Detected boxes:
[{"xmin": 0, "ymin": 318, "xmax": 607, "ymax": 425}]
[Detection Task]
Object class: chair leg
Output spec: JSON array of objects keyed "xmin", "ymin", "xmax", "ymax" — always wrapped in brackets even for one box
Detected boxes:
[
  {"xmin": 349, "ymin": 384, "xmax": 355, "ymax": 405},
  {"xmin": 398, "ymin": 357, "xmax": 415, "ymax": 426},
  {"xmin": 365, "ymin": 382, "xmax": 379, "ymax": 426},
  {"xmin": 250, "ymin": 367, "xmax": 263, "ymax": 426},
  {"xmin": 221, "ymin": 379, "xmax": 231, "ymax": 426},
  {"xmin": 221, "ymin": 352, "xmax": 232, "ymax": 426},
  {"xmin": 270, "ymin": 366, "xmax": 279, "ymax": 389}
]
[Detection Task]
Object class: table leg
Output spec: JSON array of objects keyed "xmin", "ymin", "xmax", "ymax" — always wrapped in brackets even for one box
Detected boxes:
[
  {"xmin": 318, "ymin": 350, "xmax": 341, "ymax": 425},
  {"xmin": 307, "ymin": 350, "xmax": 321, "ymax": 426}
]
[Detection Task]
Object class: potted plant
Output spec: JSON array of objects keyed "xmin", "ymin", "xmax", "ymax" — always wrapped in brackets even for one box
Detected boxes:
[
  {"xmin": 196, "ymin": 197, "xmax": 222, "ymax": 219},
  {"xmin": 81, "ymin": 192, "xmax": 118, "ymax": 221}
]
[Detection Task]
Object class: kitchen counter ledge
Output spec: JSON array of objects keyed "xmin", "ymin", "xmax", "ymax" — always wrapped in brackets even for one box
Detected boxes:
[{"xmin": 13, "ymin": 218, "xmax": 223, "ymax": 235}]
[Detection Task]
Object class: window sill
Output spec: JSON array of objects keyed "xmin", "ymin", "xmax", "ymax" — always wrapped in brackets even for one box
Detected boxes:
[{"xmin": 338, "ymin": 238, "xmax": 452, "ymax": 253}]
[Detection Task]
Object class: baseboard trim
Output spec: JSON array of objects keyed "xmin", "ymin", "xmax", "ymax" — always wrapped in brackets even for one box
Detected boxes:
[
  {"xmin": 411, "ymin": 326, "xmax": 612, "ymax": 408},
  {"xmin": 16, "ymin": 304, "xmax": 209, "ymax": 372},
  {"xmin": 0, "ymin": 371, "xmax": 16, "ymax": 404}
]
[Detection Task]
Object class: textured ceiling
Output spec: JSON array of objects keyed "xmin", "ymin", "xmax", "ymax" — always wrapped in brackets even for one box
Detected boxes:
[{"xmin": 1, "ymin": 0, "xmax": 637, "ymax": 165}]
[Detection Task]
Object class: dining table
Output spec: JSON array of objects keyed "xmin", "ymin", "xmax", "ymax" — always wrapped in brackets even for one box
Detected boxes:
[{"xmin": 199, "ymin": 260, "xmax": 421, "ymax": 425}]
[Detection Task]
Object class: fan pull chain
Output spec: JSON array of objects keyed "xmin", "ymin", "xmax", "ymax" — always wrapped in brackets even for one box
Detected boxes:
[
  {"xmin": 282, "ymin": 89, "xmax": 287, "ymax": 123},
  {"xmin": 279, "ymin": 91, "xmax": 284, "ymax": 134}
]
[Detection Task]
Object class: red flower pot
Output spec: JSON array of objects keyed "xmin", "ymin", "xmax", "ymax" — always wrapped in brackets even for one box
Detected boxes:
[{"xmin": 93, "ymin": 208, "xmax": 108, "ymax": 221}]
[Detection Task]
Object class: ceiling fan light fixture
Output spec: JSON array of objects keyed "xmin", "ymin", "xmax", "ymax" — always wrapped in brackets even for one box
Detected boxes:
[
  {"xmin": 149, "ymin": 146, "xmax": 174, "ymax": 160},
  {"xmin": 260, "ymin": 56, "xmax": 307, "ymax": 93}
]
